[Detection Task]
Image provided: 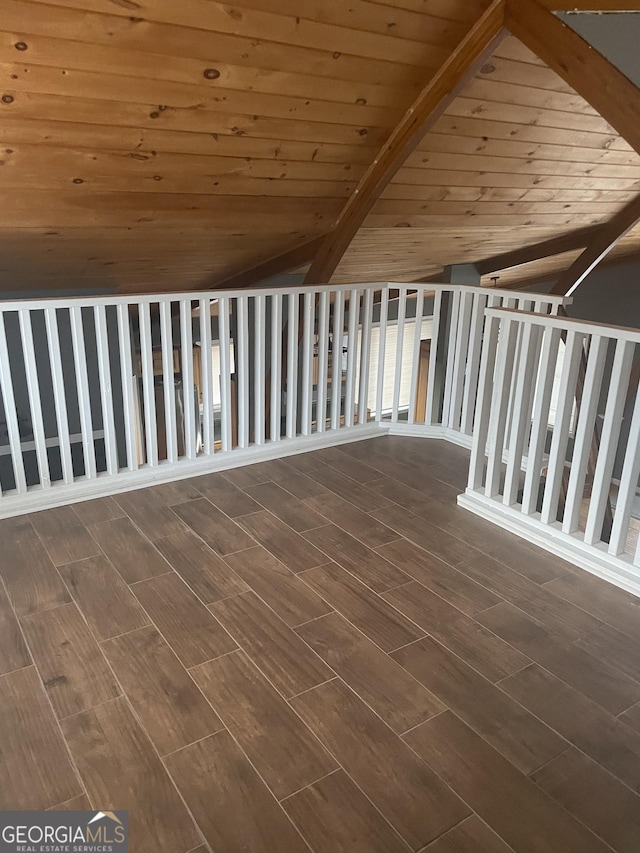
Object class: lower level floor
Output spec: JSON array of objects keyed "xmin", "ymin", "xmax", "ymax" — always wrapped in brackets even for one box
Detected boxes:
[{"xmin": 1, "ymin": 436, "xmax": 640, "ymax": 852}]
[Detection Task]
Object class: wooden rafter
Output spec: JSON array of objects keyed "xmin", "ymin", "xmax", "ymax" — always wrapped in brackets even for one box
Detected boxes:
[
  {"xmin": 550, "ymin": 192, "xmax": 640, "ymax": 295},
  {"xmin": 209, "ymin": 236, "xmax": 324, "ymax": 290},
  {"xmin": 506, "ymin": 0, "xmax": 640, "ymax": 156},
  {"xmin": 476, "ymin": 227, "xmax": 600, "ymax": 276},
  {"xmin": 303, "ymin": 0, "xmax": 508, "ymax": 285}
]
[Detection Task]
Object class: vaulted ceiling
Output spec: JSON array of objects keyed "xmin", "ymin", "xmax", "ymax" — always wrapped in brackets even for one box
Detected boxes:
[{"xmin": 1, "ymin": 0, "xmax": 639, "ymax": 293}]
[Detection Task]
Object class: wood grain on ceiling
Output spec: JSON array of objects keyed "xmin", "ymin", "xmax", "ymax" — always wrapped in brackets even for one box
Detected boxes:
[
  {"xmin": 478, "ymin": 223, "xmax": 640, "ymax": 291},
  {"xmin": 0, "ymin": 1, "xmax": 637, "ymax": 293},
  {"xmin": 0, "ymin": 0, "xmax": 490, "ymax": 291},
  {"xmin": 333, "ymin": 34, "xmax": 640, "ymax": 285}
]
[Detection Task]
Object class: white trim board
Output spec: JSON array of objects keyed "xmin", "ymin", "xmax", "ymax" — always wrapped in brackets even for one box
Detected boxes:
[
  {"xmin": 458, "ymin": 490, "xmax": 640, "ymax": 599},
  {"xmin": 0, "ymin": 422, "xmax": 387, "ymax": 520},
  {"xmin": 0, "ymin": 421, "xmax": 474, "ymax": 520},
  {"xmin": 386, "ymin": 422, "xmax": 473, "ymax": 446}
]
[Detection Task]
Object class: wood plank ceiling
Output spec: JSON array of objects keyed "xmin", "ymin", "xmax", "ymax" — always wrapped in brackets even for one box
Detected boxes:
[
  {"xmin": 333, "ymin": 35, "xmax": 640, "ymax": 284},
  {"xmin": 0, "ymin": 0, "xmax": 638, "ymax": 293}
]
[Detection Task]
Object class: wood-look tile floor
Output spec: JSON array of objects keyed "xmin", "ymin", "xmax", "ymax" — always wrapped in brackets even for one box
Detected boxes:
[{"xmin": 2, "ymin": 436, "xmax": 640, "ymax": 852}]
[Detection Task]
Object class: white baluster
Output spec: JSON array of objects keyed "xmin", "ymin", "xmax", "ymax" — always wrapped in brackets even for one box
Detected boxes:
[
  {"xmin": 609, "ymin": 366, "xmax": 640, "ymax": 555},
  {"xmin": 286, "ymin": 293, "xmax": 299, "ymax": 439},
  {"xmin": 408, "ymin": 288, "xmax": 425, "ymax": 425},
  {"xmin": 218, "ymin": 297, "xmax": 232, "ymax": 453},
  {"xmin": 44, "ymin": 307, "xmax": 73, "ymax": 485},
  {"xmin": 358, "ymin": 287, "xmax": 374, "ymax": 425},
  {"xmin": 0, "ymin": 312, "xmax": 27, "ymax": 493},
  {"xmin": 485, "ymin": 316, "xmax": 519, "ymax": 498},
  {"xmin": 270, "ymin": 294, "xmax": 282, "ymax": 442},
  {"xmin": 441, "ymin": 289, "xmax": 461, "ymax": 428},
  {"xmin": 504, "ymin": 320, "xmax": 525, "ymax": 454},
  {"xmin": 521, "ymin": 326, "xmax": 562, "ymax": 515},
  {"xmin": 425, "ymin": 289, "xmax": 442, "ymax": 426},
  {"xmin": 254, "ymin": 294, "xmax": 266, "ymax": 445},
  {"xmin": 391, "ymin": 286, "xmax": 407, "ymax": 424},
  {"xmin": 159, "ymin": 300, "xmax": 177, "ymax": 464},
  {"xmin": 70, "ymin": 305, "xmax": 97, "ymax": 478},
  {"xmin": 236, "ymin": 296, "xmax": 250, "ymax": 450},
  {"xmin": 301, "ymin": 292, "xmax": 314, "ymax": 436},
  {"xmin": 460, "ymin": 291, "xmax": 488, "ymax": 436},
  {"xmin": 344, "ymin": 289, "xmax": 360, "ymax": 428},
  {"xmin": 199, "ymin": 298, "xmax": 215, "ymax": 455},
  {"xmin": 18, "ymin": 310, "xmax": 50, "ymax": 488},
  {"xmin": 94, "ymin": 305, "xmax": 119, "ymax": 475},
  {"xmin": 503, "ymin": 323, "xmax": 542, "ymax": 506},
  {"xmin": 562, "ymin": 334, "xmax": 608, "ymax": 534},
  {"xmin": 449, "ymin": 290, "xmax": 474, "ymax": 431},
  {"xmin": 316, "ymin": 291, "xmax": 330, "ymax": 433},
  {"xmin": 180, "ymin": 299, "xmax": 197, "ymax": 459},
  {"xmin": 137, "ymin": 302, "xmax": 157, "ymax": 467},
  {"xmin": 375, "ymin": 287, "xmax": 389, "ymax": 423},
  {"xmin": 116, "ymin": 304, "xmax": 139, "ymax": 471},
  {"xmin": 331, "ymin": 291, "xmax": 344, "ymax": 431},
  {"xmin": 468, "ymin": 312, "xmax": 500, "ymax": 491},
  {"xmin": 634, "ymin": 511, "xmax": 640, "ymax": 567},
  {"xmin": 540, "ymin": 331, "xmax": 585, "ymax": 525},
  {"xmin": 584, "ymin": 338, "xmax": 635, "ymax": 545}
]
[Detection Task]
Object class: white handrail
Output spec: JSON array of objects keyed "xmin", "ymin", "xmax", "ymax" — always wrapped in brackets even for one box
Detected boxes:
[
  {"xmin": 485, "ymin": 306, "xmax": 640, "ymax": 342},
  {"xmin": 0, "ymin": 282, "xmax": 571, "ymax": 312}
]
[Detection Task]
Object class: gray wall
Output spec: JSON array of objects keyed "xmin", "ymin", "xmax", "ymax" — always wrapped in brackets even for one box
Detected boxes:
[
  {"xmin": 523, "ymin": 258, "xmax": 640, "ymax": 330},
  {"xmin": 565, "ymin": 260, "xmax": 640, "ymax": 330},
  {"xmin": 560, "ymin": 11, "xmax": 640, "ymax": 87}
]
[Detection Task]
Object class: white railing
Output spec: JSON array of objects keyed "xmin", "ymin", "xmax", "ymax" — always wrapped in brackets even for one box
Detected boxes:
[
  {"xmin": 461, "ymin": 307, "xmax": 640, "ymax": 596},
  {"xmin": 0, "ymin": 283, "xmax": 567, "ymax": 517}
]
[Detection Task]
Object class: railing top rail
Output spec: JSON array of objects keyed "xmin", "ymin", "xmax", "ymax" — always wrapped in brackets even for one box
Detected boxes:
[
  {"xmin": 0, "ymin": 282, "xmax": 391, "ymax": 311},
  {"xmin": 0, "ymin": 282, "xmax": 570, "ymax": 312},
  {"xmin": 486, "ymin": 306, "xmax": 640, "ymax": 343},
  {"xmin": 386, "ymin": 283, "xmax": 571, "ymax": 306}
]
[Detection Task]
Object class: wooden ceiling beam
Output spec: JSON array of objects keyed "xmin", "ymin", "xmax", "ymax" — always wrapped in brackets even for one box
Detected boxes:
[
  {"xmin": 505, "ymin": 0, "xmax": 640, "ymax": 156},
  {"xmin": 550, "ymin": 192, "xmax": 640, "ymax": 295},
  {"xmin": 476, "ymin": 226, "xmax": 599, "ymax": 275},
  {"xmin": 208, "ymin": 236, "xmax": 325, "ymax": 290},
  {"xmin": 303, "ymin": 0, "xmax": 508, "ymax": 285}
]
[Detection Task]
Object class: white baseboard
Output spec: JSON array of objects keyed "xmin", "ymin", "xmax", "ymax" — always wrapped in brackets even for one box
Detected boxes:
[
  {"xmin": 386, "ymin": 422, "xmax": 473, "ymax": 450},
  {"xmin": 386, "ymin": 423, "xmax": 445, "ymax": 439},
  {"xmin": 441, "ymin": 428, "xmax": 474, "ymax": 450},
  {"xmin": 458, "ymin": 490, "xmax": 640, "ymax": 598},
  {"xmin": 1, "ymin": 423, "xmax": 388, "ymax": 519}
]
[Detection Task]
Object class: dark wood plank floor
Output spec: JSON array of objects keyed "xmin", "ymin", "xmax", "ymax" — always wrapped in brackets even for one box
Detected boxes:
[{"xmin": 2, "ymin": 436, "xmax": 640, "ymax": 853}]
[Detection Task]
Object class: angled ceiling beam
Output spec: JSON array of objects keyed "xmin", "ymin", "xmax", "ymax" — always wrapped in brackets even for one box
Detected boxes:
[
  {"xmin": 550, "ymin": 192, "xmax": 640, "ymax": 295},
  {"xmin": 505, "ymin": 0, "xmax": 640, "ymax": 155},
  {"xmin": 209, "ymin": 236, "xmax": 324, "ymax": 290},
  {"xmin": 303, "ymin": 0, "xmax": 507, "ymax": 285},
  {"xmin": 476, "ymin": 226, "xmax": 600, "ymax": 276}
]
